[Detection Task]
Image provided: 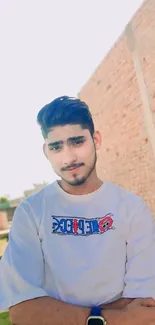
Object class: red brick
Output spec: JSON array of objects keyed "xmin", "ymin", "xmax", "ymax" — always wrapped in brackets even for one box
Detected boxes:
[{"xmin": 79, "ymin": 0, "xmax": 155, "ymax": 215}]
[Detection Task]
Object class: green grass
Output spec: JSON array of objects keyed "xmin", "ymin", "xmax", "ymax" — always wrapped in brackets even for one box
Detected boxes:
[{"xmin": 0, "ymin": 311, "xmax": 12, "ymax": 325}]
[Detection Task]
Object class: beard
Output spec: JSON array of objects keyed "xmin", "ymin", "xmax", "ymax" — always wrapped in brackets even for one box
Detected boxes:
[{"xmin": 59, "ymin": 150, "xmax": 97, "ymax": 187}]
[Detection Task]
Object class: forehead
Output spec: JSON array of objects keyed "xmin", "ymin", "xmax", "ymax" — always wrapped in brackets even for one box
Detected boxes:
[{"xmin": 46, "ymin": 124, "xmax": 90, "ymax": 142}]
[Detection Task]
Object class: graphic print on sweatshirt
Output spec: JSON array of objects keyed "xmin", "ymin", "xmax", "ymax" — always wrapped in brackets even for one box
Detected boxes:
[{"xmin": 51, "ymin": 213, "xmax": 115, "ymax": 236}]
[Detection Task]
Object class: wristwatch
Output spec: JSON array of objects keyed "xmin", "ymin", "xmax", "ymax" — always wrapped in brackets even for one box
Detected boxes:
[{"xmin": 87, "ymin": 306, "xmax": 106, "ymax": 325}]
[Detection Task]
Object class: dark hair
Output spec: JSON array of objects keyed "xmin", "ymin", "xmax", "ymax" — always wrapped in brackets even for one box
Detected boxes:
[{"xmin": 37, "ymin": 96, "xmax": 94, "ymax": 138}]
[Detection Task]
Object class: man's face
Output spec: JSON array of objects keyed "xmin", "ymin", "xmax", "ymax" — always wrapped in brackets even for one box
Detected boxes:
[{"xmin": 44, "ymin": 124, "xmax": 101, "ymax": 186}]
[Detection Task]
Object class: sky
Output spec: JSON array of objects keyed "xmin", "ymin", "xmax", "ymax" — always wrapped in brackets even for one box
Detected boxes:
[{"xmin": 0, "ymin": 0, "xmax": 144, "ymax": 199}]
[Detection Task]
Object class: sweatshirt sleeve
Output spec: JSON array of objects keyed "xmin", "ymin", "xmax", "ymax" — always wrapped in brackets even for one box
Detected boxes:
[
  {"xmin": 0, "ymin": 201, "xmax": 48, "ymax": 311},
  {"xmin": 123, "ymin": 198, "xmax": 155, "ymax": 299}
]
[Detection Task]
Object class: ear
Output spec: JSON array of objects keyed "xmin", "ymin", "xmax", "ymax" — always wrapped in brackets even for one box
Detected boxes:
[
  {"xmin": 93, "ymin": 130, "xmax": 102, "ymax": 151},
  {"xmin": 43, "ymin": 143, "xmax": 48, "ymax": 159}
]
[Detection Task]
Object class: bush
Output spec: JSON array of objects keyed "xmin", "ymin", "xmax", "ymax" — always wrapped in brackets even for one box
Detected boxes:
[
  {"xmin": 0, "ymin": 197, "xmax": 10, "ymax": 210},
  {"xmin": 0, "ymin": 311, "xmax": 12, "ymax": 325}
]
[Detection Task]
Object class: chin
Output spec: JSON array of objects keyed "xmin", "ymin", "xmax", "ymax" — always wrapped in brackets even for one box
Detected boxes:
[{"xmin": 67, "ymin": 177, "xmax": 87, "ymax": 186}]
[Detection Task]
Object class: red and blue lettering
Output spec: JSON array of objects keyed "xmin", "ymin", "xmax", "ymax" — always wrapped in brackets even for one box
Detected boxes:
[{"xmin": 52, "ymin": 214, "xmax": 114, "ymax": 236}]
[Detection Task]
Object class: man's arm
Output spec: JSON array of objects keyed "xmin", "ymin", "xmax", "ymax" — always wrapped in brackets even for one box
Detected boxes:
[
  {"xmin": 9, "ymin": 298, "xmax": 134, "ymax": 325},
  {"xmin": 9, "ymin": 297, "xmax": 155, "ymax": 325},
  {"xmin": 0, "ymin": 201, "xmax": 48, "ymax": 311},
  {"xmin": 102, "ymin": 298, "xmax": 134, "ymax": 309},
  {"xmin": 9, "ymin": 296, "xmax": 90, "ymax": 325},
  {"xmin": 122, "ymin": 198, "xmax": 155, "ymax": 299}
]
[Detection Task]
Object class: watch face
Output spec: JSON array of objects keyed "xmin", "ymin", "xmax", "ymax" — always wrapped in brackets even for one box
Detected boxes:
[{"xmin": 88, "ymin": 318, "xmax": 104, "ymax": 325}]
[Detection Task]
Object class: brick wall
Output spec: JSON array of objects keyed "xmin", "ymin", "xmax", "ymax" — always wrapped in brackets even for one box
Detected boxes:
[{"xmin": 79, "ymin": 0, "xmax": 155, "ymax": 215}]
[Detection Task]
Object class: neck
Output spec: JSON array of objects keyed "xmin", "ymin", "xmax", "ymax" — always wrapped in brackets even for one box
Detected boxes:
[{"xmin": 59, "ymin": 171, "xmax": 103, "ymax": 195}]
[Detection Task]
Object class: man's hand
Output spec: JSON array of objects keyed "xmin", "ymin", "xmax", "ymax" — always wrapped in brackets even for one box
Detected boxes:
[
  {"xmin": 103, "ymin": 298, "xmax": 155, "ymax": 325},
  {"xmin": 103, "ymin": 297, "xmax": 155, "ymax": 310},
  {"xmin": 125, "ymin": 298, "xmax": 155, "ymax": 308},
  {"xmin": 102, "ymin": 298, "xmax": 134, "ymax": 310}
]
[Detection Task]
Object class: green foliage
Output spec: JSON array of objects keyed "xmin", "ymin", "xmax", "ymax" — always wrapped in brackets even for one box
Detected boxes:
[
  {"xmin": 0, "ymin": 197, "xmax": 10, "ymax": 209},
  {"xmin": 0, "ymin": 198, "xmax": 9, "ymax": 204},
  {"xmin": 0, "ymin": 312, "xmax": 12, "ymax": 325}
]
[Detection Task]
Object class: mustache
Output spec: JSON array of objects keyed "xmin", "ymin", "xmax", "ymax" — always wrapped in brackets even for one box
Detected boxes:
[{"xmin": 61, "ymin": 163, "xmax": 84, "ymax": 172}]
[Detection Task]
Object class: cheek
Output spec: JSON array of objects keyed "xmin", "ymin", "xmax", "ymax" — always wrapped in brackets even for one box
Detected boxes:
[
  {"xmin": 47, "ymin": 152, "xmax": 61, "ymax": 168},
  {"xmin": 78, "ymin": 143, "xmax": 95, "ymax": 159}
]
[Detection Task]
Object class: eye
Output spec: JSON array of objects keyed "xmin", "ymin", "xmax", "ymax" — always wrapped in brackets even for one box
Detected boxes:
[
  {"xmin": 72, "ymin": 140, "xmax": 84, "ymax": 146},
  {"xmin": 50, "ymin": 145, "xmax": 62, "ymax": 152}
]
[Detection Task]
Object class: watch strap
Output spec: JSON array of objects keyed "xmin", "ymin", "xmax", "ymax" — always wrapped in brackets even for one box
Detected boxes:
[{"xmin": 90, "ymin": 306, "xmax": 102, "ymax": 316}]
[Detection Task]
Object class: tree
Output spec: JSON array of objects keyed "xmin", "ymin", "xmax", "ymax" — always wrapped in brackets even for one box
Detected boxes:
[
  {"xmin": 0, "ymin": 197, "xmax": 9, "ymax": 204},
  {"xmin": 0, "ymin": 197, "xmax": 10, "ymax": 209}
]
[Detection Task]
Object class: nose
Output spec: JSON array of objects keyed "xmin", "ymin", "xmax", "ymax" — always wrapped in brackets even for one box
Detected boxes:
[{"xmin": 62, "ymin": 145, "xmax": 77, "ymax": 167}]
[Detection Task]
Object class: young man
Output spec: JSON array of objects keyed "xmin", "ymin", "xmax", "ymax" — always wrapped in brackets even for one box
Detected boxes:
[{"xmin": 1, "ymin": 96, "xmax": 155, "ymax": 325}]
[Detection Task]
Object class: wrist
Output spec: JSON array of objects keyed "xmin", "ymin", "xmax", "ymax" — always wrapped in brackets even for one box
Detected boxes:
[{"xmin": 102, "ymin": 309, "xmax": 124, "ymax": 325}]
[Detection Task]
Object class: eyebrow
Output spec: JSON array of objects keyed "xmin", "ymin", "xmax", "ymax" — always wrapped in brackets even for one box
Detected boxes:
[{"xmin": 48, "ymin": 136, "xmax": 86, "ymax": 147}]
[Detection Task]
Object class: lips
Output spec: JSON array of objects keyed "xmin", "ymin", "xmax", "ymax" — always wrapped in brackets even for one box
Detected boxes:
[
  {"xmin": 62, "ymin": 163, "xmax": 84, "ymax": 173},
  {"xmin": 67, "ymin": 166, "xmax": 80, "ymax": 173}
]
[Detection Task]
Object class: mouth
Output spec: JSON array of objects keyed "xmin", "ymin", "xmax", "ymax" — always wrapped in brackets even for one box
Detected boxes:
[{"xmin": 66, "ymin": 166, "xmax": 81, "ymax": 173}]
